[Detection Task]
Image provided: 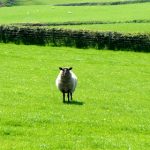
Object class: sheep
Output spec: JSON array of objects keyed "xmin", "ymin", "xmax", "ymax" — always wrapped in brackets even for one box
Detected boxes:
[{"xmin": 56, "ymin": 67, "xmax": 77, "ymax": 103}]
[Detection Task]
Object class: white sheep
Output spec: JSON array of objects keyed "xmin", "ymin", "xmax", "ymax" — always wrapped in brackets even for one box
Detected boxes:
[{"xmin": 56, "ymin": 67, "xmax": 77, "ymax": 102}]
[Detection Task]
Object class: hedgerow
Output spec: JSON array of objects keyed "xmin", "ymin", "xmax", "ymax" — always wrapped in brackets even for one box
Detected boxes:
[
  {"xmin": 0, "ymin": 25, "xmax": 149, "ymax": 52},
  {"xmin": 55, "ymin": 0, "xmax": 150, "ymax": 6},
  {"xmin": 13, "ymin": 19, "xmax": 150, "ymax": 27}
]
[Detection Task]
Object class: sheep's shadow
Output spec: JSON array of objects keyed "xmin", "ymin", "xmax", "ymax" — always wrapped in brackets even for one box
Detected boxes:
[{"xmin": 63, "ymin": 100, "xmax": 84, "ymax": 105}]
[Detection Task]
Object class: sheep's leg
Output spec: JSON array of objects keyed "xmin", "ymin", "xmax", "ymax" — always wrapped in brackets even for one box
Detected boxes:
[
  {"xmin": 70, "ymin": 92, "xmax": 72, "ymax": 101},
  {"xmin": 63, "ymin": 92, "xmax": 65, "ymax": 103},
  {"xmin": 67, "ymin": 92, "xmax": 70, "ymax": 102}
]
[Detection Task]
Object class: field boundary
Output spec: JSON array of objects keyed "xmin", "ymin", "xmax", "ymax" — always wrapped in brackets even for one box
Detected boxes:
[
  {"xmin": 0, "ymin": 0, "xmax": 150, "ymax": 7},
  {"xmin": 0, "ymin": 0, "xmax": 16, "ymax": 7},
  {"xmin": 0, "ymin": 25, "xmax": 149, "ymax": 52},
  {"xmin": 54, "ymin": 0, "xmax": 150, "ymax": 6},
  {"xmin": 12, "ymin": 20, "xmax": 150, "ymax": 27}
]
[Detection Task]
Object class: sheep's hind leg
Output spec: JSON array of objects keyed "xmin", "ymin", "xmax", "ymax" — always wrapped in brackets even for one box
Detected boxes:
[
  {"xmin": 67, "ymin": 92, "xmax": 70, "ymax": 103},
  {"xmin": 70, "ymin": 92, "xmax": 73, "ymax": 101},
  {"xmin": 63, "ymin": 92, "xmax": 65, "ymax": 103}
]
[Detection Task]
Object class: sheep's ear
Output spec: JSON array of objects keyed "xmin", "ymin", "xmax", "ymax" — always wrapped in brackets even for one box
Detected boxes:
[
  {"xmin": 69, "ymin": 67, "xmax": 72, "ymax": 70},
  {"xmin": 59, "ymin": 67, "xmax": 63, "ymax": 70}
]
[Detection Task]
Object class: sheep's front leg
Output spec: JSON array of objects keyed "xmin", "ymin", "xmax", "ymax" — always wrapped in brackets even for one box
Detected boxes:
[{"xmin": 63, "ymin": 92, "xmax": 65, "ymax": 103}]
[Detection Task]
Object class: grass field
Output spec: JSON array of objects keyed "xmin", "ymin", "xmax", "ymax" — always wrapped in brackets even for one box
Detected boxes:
[
  {"xmin": 0, "ymin": 0, "xmax": 150, "ymax": 149},
  {"xmin": 0, "ymin": 0, "xmax": 150, "ymax": 33},
  {"xmin": 0, "ymin": 43, "xmax": 150, "ymax": 149},
  {"xmin": 1, "ymin": 3, "xmax": 150, "ymax": 23},
  {"xmin": 0, "ymin": 3, "xmax": 150, "ymax": 33}
]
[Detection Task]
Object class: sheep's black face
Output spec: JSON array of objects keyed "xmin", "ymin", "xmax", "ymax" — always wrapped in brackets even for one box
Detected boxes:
[{"xmin": 59, "ymin": 67, "xmax": 72, "ymax": 76}]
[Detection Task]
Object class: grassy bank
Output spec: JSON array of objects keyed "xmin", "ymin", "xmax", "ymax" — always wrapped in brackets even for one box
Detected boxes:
[{"xmin": 49, "ymin": 23, "xmax": 150, "ymax": 33}]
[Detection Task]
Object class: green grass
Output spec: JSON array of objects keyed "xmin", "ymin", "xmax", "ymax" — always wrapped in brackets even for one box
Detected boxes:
[
  {"xmin": 49, "ymin": 23, "xmax": 150, "ymax": 33},
  {"xmin": 0, "ymin": 2, "xmax": 150, "ymax": 33},
  {"xmin": 0, "ymin": 3, "xmax": 150, "ymax": 24},
  {"xmin": 0, "ymin": 43, "xmax": 150, "ymax": 149}
]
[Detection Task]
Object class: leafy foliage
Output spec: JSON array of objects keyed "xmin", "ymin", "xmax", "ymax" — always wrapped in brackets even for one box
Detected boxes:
[{"xmin": 0, "ymin": 25, "xmax": 149, "ymax": 52}]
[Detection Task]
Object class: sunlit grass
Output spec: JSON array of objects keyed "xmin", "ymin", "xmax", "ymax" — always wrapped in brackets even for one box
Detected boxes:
[
  {"xmin": 0, "ymin": 3, "xmax": 150, "ymax": 24},
  {"xmin": 0, "ymin": 43, "xmax": 150, "ymax": 149},
  {"xmin": 51, "ymin": 23, "xmax": 150, "ymax": 33}
]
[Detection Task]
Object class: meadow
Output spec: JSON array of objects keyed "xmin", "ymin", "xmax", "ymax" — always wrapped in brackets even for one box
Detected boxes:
[
  {"xmin": 0, "ymin": 3, "xmax": 150, "ymax": 33},
  {"xmin": 1, "ymin": 3, "xmax": 150, "ymax": 23},
  {"xmin": 0, "ymin": 0, "xmax": 150, "ymax": 149},
  {"xmin": 0, "ymin": 43, "xmax": 150, "ymax": 150}
]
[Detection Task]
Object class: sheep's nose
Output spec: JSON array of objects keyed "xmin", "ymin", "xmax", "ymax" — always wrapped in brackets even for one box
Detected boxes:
[
  {"xmin": 64, "ymin": 71, "xmax": 68, "ymax": 75},
  {"xmin": 63, "ymin": 70, "xmax": 67, "ymax": 75},
  {"xmin": 64, "ymin": 70, "xmax": 69, "ymax": 75}
]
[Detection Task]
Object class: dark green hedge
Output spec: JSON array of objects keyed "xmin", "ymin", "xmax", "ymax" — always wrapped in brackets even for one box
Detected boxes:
[
  {"xmin": 0, "ymin": 25, "xmax": 150, "ymax": 52},
  {"xmin": 55, "ymin": 0, "xmax": 150, "ymax": 6},
  {"xmin": 0, "ymin": 0, "xmax": 16, "ymax": 7},
  {"xmin": 13, "ymin": 19, "xmax": 150, "ymax": 27}
]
